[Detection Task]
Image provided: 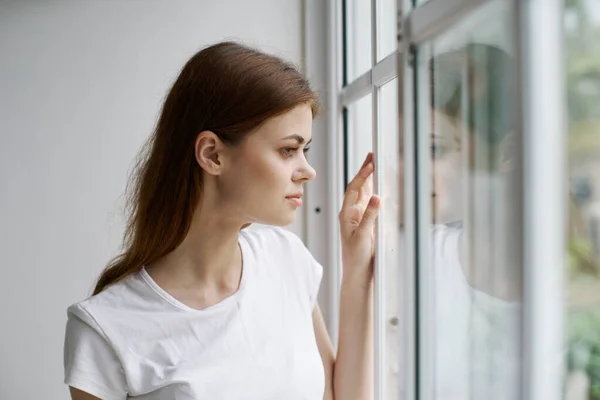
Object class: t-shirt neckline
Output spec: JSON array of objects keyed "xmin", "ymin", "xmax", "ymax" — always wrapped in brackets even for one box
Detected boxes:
[{"xmin": 139, "ymin": 233, "xmax": 249, "ymax": 313}]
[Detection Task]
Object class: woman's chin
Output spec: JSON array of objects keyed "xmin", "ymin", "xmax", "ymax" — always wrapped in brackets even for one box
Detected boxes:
[
  {"xmin": 258, "ymin": 211, "xmax": 297, "ymax": 227},
  {"xmin": 279, "ymin": 212, "xmax": 297, "ymax": 227}
]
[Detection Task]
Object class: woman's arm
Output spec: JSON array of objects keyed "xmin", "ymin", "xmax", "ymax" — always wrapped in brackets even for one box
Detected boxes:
[
  {"xmin": 333, "ymin": 276, "xmax": 374, "ymax": 400},
  {"xmin": 333, "ymin": 152, "xmax": 379, "ymax": 400},
  {"xmin": 69, "ymin": 387, "xmax": 101, "ymax": 400},
  {"xmin": 312, "ymin": 281, "xmax": 374, "ymax": 400},
  {"xmin": 313, "ymin": 305, "xmax": 335, "ymax": 400}
]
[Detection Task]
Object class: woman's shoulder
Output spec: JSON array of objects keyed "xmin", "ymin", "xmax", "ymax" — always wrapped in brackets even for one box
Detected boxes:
[
  {"xmin": 66, "ymin": 270, "xmax": 155, "ymax": 331},
  {"xmin": 242, "ymin": 224, "xmax": 322, "ymax": 310},
  {"xmin": 241, "ymin": 224, "xmax": 317, "ymax": 277}
]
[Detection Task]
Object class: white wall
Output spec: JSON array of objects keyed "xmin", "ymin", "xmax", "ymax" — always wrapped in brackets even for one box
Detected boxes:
[{"xmin": 0, "ymin": 1, "xmax": 305, "ymax": 398}]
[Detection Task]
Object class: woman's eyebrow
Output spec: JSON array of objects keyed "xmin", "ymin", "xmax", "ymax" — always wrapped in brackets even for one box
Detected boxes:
[{"xmin": 282, "ymin": 134, "xmax": 312, "ymax": 145}]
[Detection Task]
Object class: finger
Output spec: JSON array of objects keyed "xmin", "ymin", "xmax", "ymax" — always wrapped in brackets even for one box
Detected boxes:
[
  {"xmin": 339, "ymin": 203, "xmax": 362, "ymax": 240},
  {"xmin": 360, "ymin": 175, "xmax": 373, "ymax": 209},
  {"xmin": 342, "ymin": 160, "xmax": 374, "ymax": 210},
  {"xmin": 340, "ymin": 153, "xmax": 374, "ymax": 238},
  {"xmin": 356, "ymin": 195, "xmax": 380, "ymax": 238},
  {"xmin": 357, "ymin": 185, "xmax": 367, "ymax": 210},
  {"xmin": 341, "ymin": 184, "xmax": 360, "ymax": 214},
  {"xmin": 360, "ymin": 152, "xmax": 373, "ymax": 169}
]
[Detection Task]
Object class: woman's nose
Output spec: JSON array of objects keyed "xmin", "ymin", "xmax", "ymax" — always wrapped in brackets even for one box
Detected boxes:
[
  {"xmin": 294, "ymin": 159, "xmax": 317, "ymax": 182},
  {"xmin": 306, "ymin": 165, "xmax": 317, "ymax": 181}
]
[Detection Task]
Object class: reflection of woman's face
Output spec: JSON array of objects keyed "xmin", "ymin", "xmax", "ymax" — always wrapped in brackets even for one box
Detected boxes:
[
  {"xmin": 396, "ymin": 110, "xmax": 465, "ymax": 225},
  {"xmin": 431, "ymin": 110, "xmax": 464, "ymax": 223}
]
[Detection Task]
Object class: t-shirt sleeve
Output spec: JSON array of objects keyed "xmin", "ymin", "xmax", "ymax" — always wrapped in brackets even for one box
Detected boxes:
[
  {"xmin": 277, "ymin": 227, "xmax": 324, "ymax": 311},
  {"xmin": 306, "ymin": 251, "xmax": 324, "ymax": 310},
  {"xmin": 64, "ymin": 304, "xmax": 128, "ymax": 400}
]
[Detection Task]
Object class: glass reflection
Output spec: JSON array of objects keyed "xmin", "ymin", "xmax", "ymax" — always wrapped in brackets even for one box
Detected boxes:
[{"xmin": 418, "ymin": 2, "xmax": 522, "ymax": 399}]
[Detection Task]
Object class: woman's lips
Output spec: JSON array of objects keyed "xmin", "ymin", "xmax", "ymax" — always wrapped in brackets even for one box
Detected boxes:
[{"xmin": 286, "ymin": 196, "xmax": 303, "ymax": 206}]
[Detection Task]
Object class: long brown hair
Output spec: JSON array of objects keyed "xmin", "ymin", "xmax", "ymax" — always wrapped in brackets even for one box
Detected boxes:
[{"xmin": 93, "ymin": 41, "xmax": 320, "ymax": 295}]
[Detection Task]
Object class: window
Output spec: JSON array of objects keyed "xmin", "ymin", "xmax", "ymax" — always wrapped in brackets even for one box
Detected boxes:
[
  {"xmin": 416, "ymin": 2, "xmax": 522, "ymax": 398},
  {"xmin": 341, "ymin": 2, "xmax": 401, "ymax": 397},
  {"xmin": 380, "ymin": 77, "xmax": 402, "ymax": 398},
  {"xmin": 564, "ymin": 0, "xmax": 600, "ymax": 397},
  {"xmin": 378, "ymin": 0, "xmax": 399, "ymax": 61},
  {"xmin": 331, "ymin": 0, "xmax": 567, "ymax": 398},
  {"xmin": 346, "ymin": 93, "xmax": 373, "ymax": 180},
  {"xmin": 344, "ymin": 0, "xmax": 372, "ymax": 82}
]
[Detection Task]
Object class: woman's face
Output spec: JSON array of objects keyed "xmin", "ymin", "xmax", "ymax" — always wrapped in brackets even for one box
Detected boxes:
[
  {"xmin": 431, "ymin": 110, "xmax": 464, "ymax": 223},
  {"xmin": 218, "ymin": 104, "xmax": 316, "ymax": 227}
]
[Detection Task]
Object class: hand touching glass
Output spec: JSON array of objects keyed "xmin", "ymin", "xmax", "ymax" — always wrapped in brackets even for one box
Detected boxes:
[{"xmin": 338, "ymin": 152, "xmax": 381, "ymax": 288}]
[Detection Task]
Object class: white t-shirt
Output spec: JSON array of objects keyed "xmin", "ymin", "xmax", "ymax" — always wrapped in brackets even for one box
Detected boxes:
[{"xmin": 63, "ymin": 225, "xmax": 324, "ymax": 400}]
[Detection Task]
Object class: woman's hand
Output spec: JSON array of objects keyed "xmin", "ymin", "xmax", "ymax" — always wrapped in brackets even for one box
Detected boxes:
[{"xmin": 338, "ymin": 152, "xmax": 380, "ymax": 289}]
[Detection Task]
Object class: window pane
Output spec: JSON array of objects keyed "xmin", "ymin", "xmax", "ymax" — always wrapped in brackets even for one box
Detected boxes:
[
  {"xmin": 346, "ymin": 93, "xmax": 373, "ymax": 181},
  {"xmin": 345, "ymin": 0, "xmax": 372, "ymax": 82},
  {"xmin": 377, "ymin": 0, "xmax": 398, "ymax": 61},
  {"xmin": 564, "ymin": 1, "xmax": 600, "ymax": 397},
  {"xmin": 416, "ymin": 1, "xmax": 522, "ymax": 399},
  {"xmin": 380, "ymin": 78, "xmax": 402, "ymax": 399}
]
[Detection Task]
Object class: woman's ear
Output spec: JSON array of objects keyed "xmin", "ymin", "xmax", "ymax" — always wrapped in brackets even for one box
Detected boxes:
[
  {"xmin": 499, "ymin": 131, "xmax": 516, "ymax": 173},
  {"xmin": 195, "ymin": 131, "xmax": 224, "ymax": 176}
]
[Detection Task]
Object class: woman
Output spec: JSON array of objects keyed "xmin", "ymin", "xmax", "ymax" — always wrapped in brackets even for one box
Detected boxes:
[{"xmin": 63, "ymin": 41, "xmax": 380, "ymax": 400}]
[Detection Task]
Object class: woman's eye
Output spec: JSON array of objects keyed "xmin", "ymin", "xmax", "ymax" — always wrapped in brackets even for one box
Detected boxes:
[
  {"xmin": 281, "ymin": 146, "xmax": 311, "ymax": 157},
  {"xmin": 281, "ymin": 147, "xmax": 298, "ymax": 157}
]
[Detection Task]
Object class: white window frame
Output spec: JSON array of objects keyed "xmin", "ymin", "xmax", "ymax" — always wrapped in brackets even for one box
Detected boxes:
[{"xmin": 307, "ymin": 0, "xmax": 566, "ymax": 399}]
